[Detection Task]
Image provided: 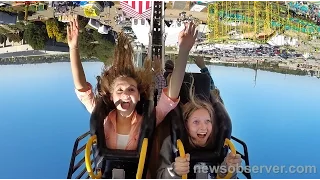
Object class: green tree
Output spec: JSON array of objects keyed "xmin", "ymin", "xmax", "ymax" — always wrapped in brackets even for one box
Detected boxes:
[
  {"xmin": 78, "ymin": 29, "xmax": 115, "ymax": 64},
  {"xmin": 78, "ymin": 30, "xmax": 96, "ymax": 58},
  {"xmin": 24, "ymin": 22, "xmax": 48, "ymax": 50},
  {"xmin": 56, "ymin": 21, "xmax": 68, "ymax": 43},
  {"xmin": 56, "ymin": 31, "xmax": 67, "ymax": 43},
  {"xmin": 78, "ymin": 16, "xmax": 89, "ymax": 30},
  {"xmin": 46, "ymin": 20, "xmax": 54, "ymax": 38},
  {"xmin": 18, "ymin": 11, "xmax": 24, "ymax": 21},
  {"xmin": 93, "ymin": 30, "xmax": 103, "ymax": 42},
  {"xmin": 46, "ymin": 18, "xmax": 68, "ymax": 43},
  {"xmin": 46, "ymin": 19, "xmax": 60, "ymax": 39},
  {"xmin": 93, "ymin": 39, "xmax": 115, "ymax": 64}
]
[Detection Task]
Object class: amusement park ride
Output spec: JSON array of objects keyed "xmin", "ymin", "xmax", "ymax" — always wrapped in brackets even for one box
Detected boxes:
[
  {"xmin": 207, "ymin": 1, "xmax": 320, "ymax": 44},
  {"xmin": 208, "ymin": 1, "xmax": 320, "ymax": 43},
  {"xmin": 66, "ymin": 1, "xmax": 258, "ymax": 179}
]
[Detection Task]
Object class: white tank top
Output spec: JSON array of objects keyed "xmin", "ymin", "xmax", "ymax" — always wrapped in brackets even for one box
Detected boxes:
[{"xmin": 116, "ymin": 133, "xmax": 130, "ymax": 149}]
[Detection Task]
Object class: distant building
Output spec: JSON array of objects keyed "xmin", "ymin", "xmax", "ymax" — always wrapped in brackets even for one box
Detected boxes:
[
  {"xmin": 131, "ymin": 19, "xmax": 209, "ymax": 47},
  {"xmin": 0, "ymin": 12, "xmax": 17, "ymax": 25}
]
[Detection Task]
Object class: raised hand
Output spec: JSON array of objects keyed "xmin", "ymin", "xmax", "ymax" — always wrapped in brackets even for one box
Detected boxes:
[
  {"xmin": 225, "ymin": 152, "xmax": 242, "ymax": 171},
  {"xmin": 153, "ymin": 55, "xmax": 162, "ymax": 73},
  {"xmin": 178, "ymin": 22, "xmax": 198, "ymax": 52},
  {"xmin": 67, "ymin": 16, "xmax": 79, "ymax": 49},
  {"xmin": 173, "ymin": 153, "xmax": 190, "ymax": 176},
  {"xmin": 194, "ymin": 55, "xmax": 206, "ymax": 69}
]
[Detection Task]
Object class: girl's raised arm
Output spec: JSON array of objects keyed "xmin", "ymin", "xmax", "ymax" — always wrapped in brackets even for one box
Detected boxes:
[
  {"xmin": 167, "ymin": 22, "xmax": 198, "ymax": 100},
  {"xmin": 67, "ymin": 17, "xmax": 89, "ymax": 91}
]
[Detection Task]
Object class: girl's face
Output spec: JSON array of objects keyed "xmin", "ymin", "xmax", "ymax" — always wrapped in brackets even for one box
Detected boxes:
[
  {"xmin": 111, "ymin": 76, "xmax": 140, "ymax": 117},
  {"xmin": 186, "ymin": 108, "xmax": 212, "ymax": 147}
]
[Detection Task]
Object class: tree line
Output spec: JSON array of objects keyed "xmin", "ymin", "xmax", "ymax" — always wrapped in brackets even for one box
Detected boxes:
[{"xmin": 22, "ymin": 16, "xmax": 116, "ymax": 64}]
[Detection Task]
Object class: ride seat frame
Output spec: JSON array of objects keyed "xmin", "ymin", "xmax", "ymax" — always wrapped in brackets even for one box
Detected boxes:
[{"xmin": 169, "ymin": 72, "xmax": 252, "ymax": 179}]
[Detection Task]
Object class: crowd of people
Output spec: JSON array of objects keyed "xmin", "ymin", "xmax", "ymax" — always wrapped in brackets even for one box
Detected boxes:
[{"xmin": 193, "ymin": 43, "xmax": 306, "ymax": 59}]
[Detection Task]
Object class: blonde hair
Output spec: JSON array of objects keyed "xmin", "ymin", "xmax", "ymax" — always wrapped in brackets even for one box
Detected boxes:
[
  {"xmin": 96, "ymin": 32, "xmax": 154, "ymax": 111},
  {"xmin": 182, "ymin": 76, "xmax": 216, "ymax": 148}
]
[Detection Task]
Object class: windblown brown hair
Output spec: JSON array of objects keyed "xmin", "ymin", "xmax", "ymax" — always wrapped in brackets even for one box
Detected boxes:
[{"xmin": 95, "ymin": 32, "xmax": 154, "ymax": 112}]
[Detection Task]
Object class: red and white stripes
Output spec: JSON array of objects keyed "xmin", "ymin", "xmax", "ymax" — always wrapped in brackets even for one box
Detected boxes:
[{"xmin": 120, "ymin": 1, "xmax": 152, "ymax": 19}]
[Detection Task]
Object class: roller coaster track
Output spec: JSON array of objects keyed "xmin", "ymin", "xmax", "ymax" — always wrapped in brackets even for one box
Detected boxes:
[
  {"xmin": 148, "ymin": 1, "xmax": 165, "ymax": 60},
  {"xmin": 207, "ymin": 1, "xmax": 320, "ymax": 43}
]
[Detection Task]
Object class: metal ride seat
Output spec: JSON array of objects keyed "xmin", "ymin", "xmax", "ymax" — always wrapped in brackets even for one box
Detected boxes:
[
  {"xmin": 89, "ymin": 94, "xmax": 156, "ymax": 179},
  {"xmin": 169, "ymin": 73, "xmax": 252, "ymax": 179},
  {"xmin": 67, "ymin": 95, "xmax": 156, "ymax": 179},
  {"xmin": 67, "ymin": 1, "xmax": 164, "ymax": 179}
]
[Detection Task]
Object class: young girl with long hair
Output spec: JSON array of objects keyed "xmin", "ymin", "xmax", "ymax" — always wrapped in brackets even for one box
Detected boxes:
[
  {"xmin": 157, "ymin": 79, "xmax": 242, "ymax": 179},
  {"xmin": 67, "ymin": 16, "xmax": 198, "ymax": 150}
]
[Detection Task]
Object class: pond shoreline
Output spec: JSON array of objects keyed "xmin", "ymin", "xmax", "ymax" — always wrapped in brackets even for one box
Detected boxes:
[
  {"xmin": 0, "ymin": 55, "xmax": 100, "ymax": 65},
  {"xmin": 1, "ymin": 56, "xmax": 319, "ymax": 78}
]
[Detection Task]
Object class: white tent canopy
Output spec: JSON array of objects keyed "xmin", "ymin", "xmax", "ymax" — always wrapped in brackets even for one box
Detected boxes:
[
  {"xmin": 98, "ymin": 25, "xmax": 110, "ymax": 34},
  {"xmin": 131, "ymin": 19, "xmax": 210, "ymax": 47},
  {"xmin": 190, "ymin": 4, "xmax": 207, "ymax": 12}
]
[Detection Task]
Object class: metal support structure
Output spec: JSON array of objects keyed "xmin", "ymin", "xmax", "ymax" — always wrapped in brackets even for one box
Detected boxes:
[
  {"xmin": 148, "ymin": 1, "xmax": 165, "ymax": 105},
  {"xmin": 254, "ymin": 1, "xmax": 258, "ymax": 39},
  {"xmin": 67, "ymin": 131, "xmax": 96, "ymax": 179},
  {"xmin": 148, "ymin": 1, "xmax": 155, "ymax": 60},
  {"xmin": 207, "ymin": 1, "xmax": 320, "ymax": 43},
  {"xmin": 161, "ymin": 1, "xmax": 165, "ymax": 69},
  {"xmin": 149, "ymin": 1, "xmax": 164, "ymax": 59},
  {"xmin": 148, "ymin": 1, "xmax": 165, "ymax": 60}
]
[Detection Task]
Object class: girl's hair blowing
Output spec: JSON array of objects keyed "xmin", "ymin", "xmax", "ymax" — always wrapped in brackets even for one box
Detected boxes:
[{"xmin": 96, "ymin": 32, "xmax": 154, "ymax": 110}]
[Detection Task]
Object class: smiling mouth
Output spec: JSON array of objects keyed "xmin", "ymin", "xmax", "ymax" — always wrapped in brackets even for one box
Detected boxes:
[
  {"xmin": 121, "ymin": 101, "xmax": 130, "ymax": 110},
  {"xmin": 197, "ymin": 133, "xmax": 207, "ymax": 138}
]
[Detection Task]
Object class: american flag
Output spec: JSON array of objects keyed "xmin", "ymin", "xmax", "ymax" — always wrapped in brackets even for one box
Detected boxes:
[{"xmin": 120, "ymin": 1, "xmax": 152, "ymax": 19}]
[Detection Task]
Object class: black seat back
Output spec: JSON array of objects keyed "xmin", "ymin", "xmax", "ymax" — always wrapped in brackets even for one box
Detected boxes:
[
  {"xmin": 170, "ymin": 73, "xmax": 232, "ymax": 176},
  {"xmin": 179, "ymin": 73, "xmax": 211, "ymax": 105},
  {"xmin": 89, "ymin": 94, "xmax": 156, "ymax": 178}
]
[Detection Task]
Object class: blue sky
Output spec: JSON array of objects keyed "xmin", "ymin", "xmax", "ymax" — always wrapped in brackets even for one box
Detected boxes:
[{"xmin": 0, "ymin": 62, "xmax": 319, "ymax": 178}]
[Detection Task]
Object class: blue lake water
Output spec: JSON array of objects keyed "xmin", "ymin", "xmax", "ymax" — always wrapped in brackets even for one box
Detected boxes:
[{"xmin": 0, "ymin": 62, "xmax": 319, "ymax": 178}]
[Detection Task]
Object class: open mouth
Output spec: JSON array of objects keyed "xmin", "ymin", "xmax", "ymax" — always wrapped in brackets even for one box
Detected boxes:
[
  {"xmin": 120, "ymin": 101, "xmax": 131, "ymax": 110},
  {"xmin": 197, "ymin": 133, "xmax": 207, "ymax": 138}
]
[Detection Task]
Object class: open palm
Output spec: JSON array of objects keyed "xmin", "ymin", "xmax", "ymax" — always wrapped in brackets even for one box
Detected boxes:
[
  {"xmin": 153, "ymin": 55, "xmax": 162, "ymax": 73},
  {"xmin": 67, "ymin": 17, "xmax": 79, "ymax": 49},
  {"xmin": 178, "ymin": 22, "xmax": 198, "ymax": 52}
]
